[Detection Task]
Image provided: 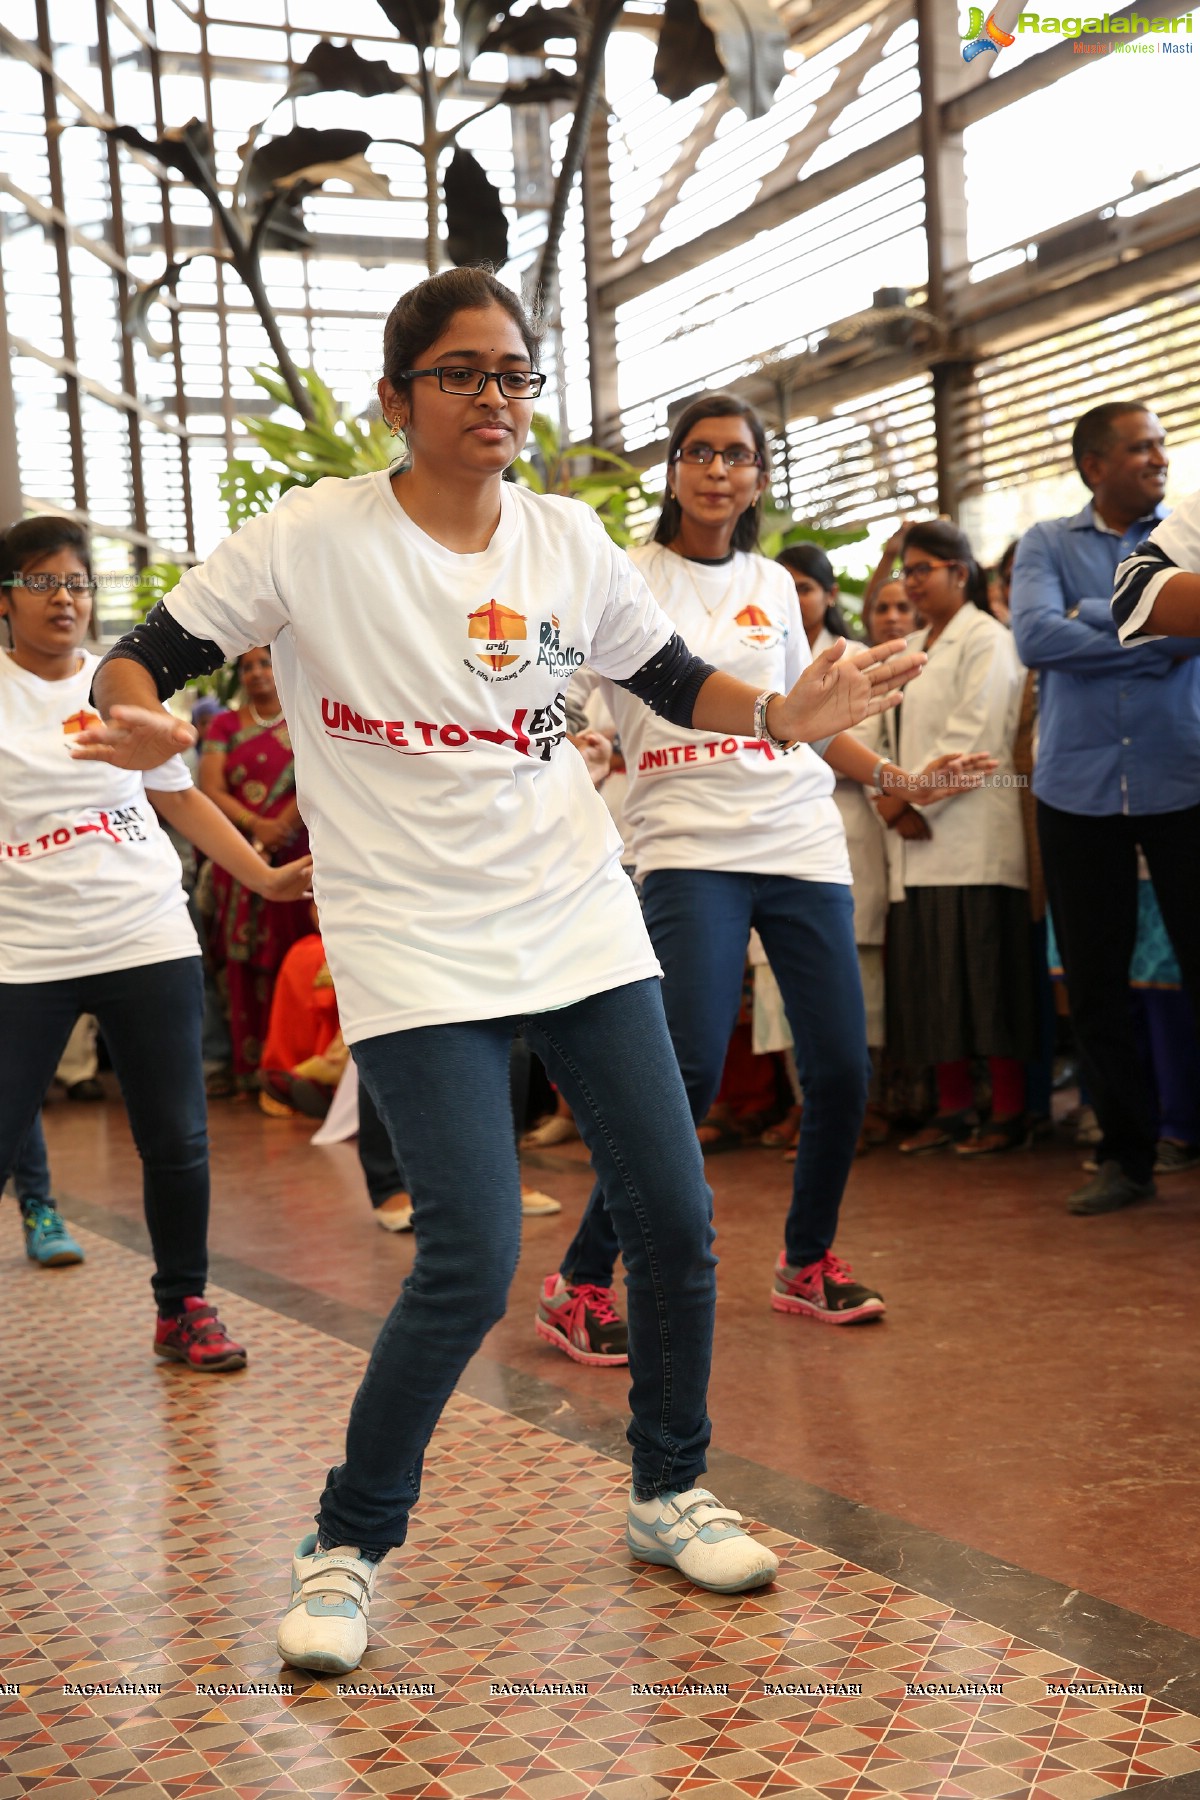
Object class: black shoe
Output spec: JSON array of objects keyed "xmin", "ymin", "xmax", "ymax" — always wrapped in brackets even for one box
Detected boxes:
[
  {"xmin": 1067, "ymin": 1160, "xmax": 1155, "ymax": 1216},
  {"xmin": 65, "ymin": 1077, "xmax": 104, "ymax": 1102}
]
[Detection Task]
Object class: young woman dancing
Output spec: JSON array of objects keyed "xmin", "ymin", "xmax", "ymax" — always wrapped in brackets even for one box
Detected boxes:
[
  {"xmin": 538, "ymin": 396, "xmax": 990, "ymax": 1367},
  {"xmin": 0, "ymin": 515, "xmax": 311, "ymax": 1363},
  {"xmin": 79, "ymin": 270, "xmax": 927, "ymax": 1675}
]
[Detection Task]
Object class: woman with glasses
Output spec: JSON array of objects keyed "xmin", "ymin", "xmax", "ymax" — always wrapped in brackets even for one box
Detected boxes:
[
  {"xmin": 539, "ymin": 394, "xmax": 991, "ymax": 1366},
  {"xmin": 868, "ymin": 520, "xmax": 1033, "ymax": 1155},
  {"xmin": 76, "ymin": 270, "xmax": 929, "ymax": 1676},
  {"xmin": 0, "ymin": 514, "xmax": 311, "ymax": 1356}
]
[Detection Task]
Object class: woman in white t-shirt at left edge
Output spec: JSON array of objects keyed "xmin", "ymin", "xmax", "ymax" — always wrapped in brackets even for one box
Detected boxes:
[{"xmin": 0, "ymin": 515, "xmax": 312, "ymax": 1367}]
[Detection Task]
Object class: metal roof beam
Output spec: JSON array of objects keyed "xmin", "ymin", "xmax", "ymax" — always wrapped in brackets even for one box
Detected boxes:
[{"xmin": 599, "ymin": 1, "xmax": 1155, "ymax": 307}]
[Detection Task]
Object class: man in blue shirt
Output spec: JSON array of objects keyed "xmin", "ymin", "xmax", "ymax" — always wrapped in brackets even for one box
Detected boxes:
[{"xmin": 1011, "ymin": 402, "xmax": 1200, "ymax": 1214}]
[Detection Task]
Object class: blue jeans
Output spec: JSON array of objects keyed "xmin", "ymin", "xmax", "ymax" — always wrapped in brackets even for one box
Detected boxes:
[
  {"xmin": 0, "ymin": 958, "xmax": 209, "ymax": 1306},
  {"xmin": 559, "ymin": 871, "xmax": 869, "ymax": 1284},
  {"xmin": 316, "ymin": 977, "xmax": 717, "ymax": 1554},
  {"xmin": 356, "ymin": 1036, "xmax": 531, "ymax": 1208},
  {"xmin": 10, "ymin": 1111, "xmax": 51, "ymax": 1206}
]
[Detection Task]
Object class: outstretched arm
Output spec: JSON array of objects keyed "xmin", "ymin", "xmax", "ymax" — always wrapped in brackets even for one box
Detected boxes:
[
  {"xmin": 613, "ymin": 630, "xmax": 926, "ymax": 745},
  {"xmin": 75, "ymin": 661, "xmax": 196, "ymax": 768}
]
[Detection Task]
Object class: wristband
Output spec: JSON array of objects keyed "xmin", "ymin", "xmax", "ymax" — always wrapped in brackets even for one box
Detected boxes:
[{"xmin": 871, "ymin": 758, "xmax": 887, "ymax": 793}]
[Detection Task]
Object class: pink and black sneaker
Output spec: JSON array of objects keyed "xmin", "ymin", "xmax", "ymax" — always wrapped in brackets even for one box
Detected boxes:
[
  {"xmin": 154, "ymin": 1297, "xmax": 247, "ymax": 1371},
  {"xmin": 771, "ymin": 1251, "xmax": 885, "ymax": 1325},
  {"xmin": 535, "ymin": 1274, "xmax": 628, "ymax": 1366}
]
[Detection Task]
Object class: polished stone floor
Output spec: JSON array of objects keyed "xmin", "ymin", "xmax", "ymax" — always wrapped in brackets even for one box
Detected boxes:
[{"xmin": 2, "ymin": 1089, "xmax": 1198, "ymax": 1799}]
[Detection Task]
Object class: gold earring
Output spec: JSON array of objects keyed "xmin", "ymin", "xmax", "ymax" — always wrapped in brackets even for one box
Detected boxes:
[{"xmin": 389, "ymin": 418, "xmax": 403, "ymax": 437}]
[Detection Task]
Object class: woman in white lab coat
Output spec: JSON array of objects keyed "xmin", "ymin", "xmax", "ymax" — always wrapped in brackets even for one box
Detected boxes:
[{"xmin": 866, "ymin": 521, "xmax": 1032, "ymax": 1155}]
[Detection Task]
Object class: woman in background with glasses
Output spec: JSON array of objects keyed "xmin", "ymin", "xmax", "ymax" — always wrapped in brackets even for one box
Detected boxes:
[
  {"xmin": 0, "ymin": 515, "xmax": 311, "ymax": 1359},
  {"xmin": 867, "ymin": 519, "xmax": 1033, "ymax": 1155},
  {"xmin": 540, "ymin": 394, "xmax": 991, "ymax": 1362}
]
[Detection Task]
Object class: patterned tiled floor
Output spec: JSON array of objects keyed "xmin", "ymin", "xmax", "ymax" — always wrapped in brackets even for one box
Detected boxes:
[{"xmin": 2, "ymin": 1226, "xmax": 1198, "ymax": 1800}]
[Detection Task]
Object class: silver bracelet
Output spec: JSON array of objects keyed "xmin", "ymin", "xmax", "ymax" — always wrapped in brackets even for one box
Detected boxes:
[{"xmin": 753, "ymin": 689, "xmax": 789, "ymax": 751}]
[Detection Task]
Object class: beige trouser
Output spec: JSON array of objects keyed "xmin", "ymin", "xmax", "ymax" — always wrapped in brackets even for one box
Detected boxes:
[{"xmin": 56, "ymin": 1013, "xmax": 98, "ymax": 1086}]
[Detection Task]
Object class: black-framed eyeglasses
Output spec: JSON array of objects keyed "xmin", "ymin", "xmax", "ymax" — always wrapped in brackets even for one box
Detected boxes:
[
  {"xmin": 902, "ymin": 560, "xmax": 958, "ymax": 584},
  {"xmin": 671, "ymin": 443, "xmax": 764, "ymax": 469},
  {"xmin": 400, "ymin": 365, "xmax": 546, "ymax": 398},
  {"xmin": 0, "ymin": 574, "xmax": 96, "ymax": 595}
]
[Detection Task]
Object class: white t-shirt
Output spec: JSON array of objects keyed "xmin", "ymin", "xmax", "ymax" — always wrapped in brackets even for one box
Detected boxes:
[
  {"xmin": 163, "ymin": 473, "xmax": 673, "ymax": 1042},
  {"xmin": 0, "ymin": 650, "xmax": 197, "ymax": 983},
  {"xmin": 594, "ymin": 543, "xmax": 851, "ymax": 883}
]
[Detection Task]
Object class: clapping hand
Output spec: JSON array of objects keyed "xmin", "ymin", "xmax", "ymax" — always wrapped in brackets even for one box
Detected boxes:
[{"xmin": 907, "ymin": 751, "xmax": 998, "ymax": 805}]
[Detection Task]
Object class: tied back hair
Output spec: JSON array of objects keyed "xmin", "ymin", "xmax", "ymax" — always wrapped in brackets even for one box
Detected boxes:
[
  {"xmin": 381, "ymin": 269, "xmax": 542, "ymax": 399},
  {"xmin": 776, "ymin": 542, "xmax": 852, "ymax": 638},
  {"xmin": 904, "ymin": 519, "xmax": 989, "ymax": 611}
]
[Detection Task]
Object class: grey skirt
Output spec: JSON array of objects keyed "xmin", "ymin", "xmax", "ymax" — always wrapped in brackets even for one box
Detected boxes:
[{"xmin": 886, "ymin": 884, "xmax": 1036, "ymax": 1067}]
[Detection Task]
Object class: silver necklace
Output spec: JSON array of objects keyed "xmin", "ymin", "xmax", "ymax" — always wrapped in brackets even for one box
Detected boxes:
[
  {"xmin": 248, "ymin": 700, "xmax": 284, "ymax": 728},
  {"xmin": 666, "ymin": 543, "xmax": 737, "ymax": 617}
]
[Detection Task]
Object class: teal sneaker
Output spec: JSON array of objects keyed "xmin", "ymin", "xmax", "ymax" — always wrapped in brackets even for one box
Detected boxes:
[
  {"xmin": 276, "ymin": 1534, "xmax": 378, "ymax": 1673},
  {"xmin": 626, "ymin": 1488, "xmax": 778, "ymax": 1593},
  {"xmin": 22, "ymin": 1203, "xmax": 85, "ymax": 1266}
]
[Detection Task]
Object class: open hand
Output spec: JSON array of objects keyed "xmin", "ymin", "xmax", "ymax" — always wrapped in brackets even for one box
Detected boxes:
[
  {"xmin": 258, "ymin": 856, "xmax": 314, "ymax": 903},
  {"xmin": 68, "ymin": 705, "xmax": 195, "ymax": 771},
  {"xmin": 907, "ymin": 751, "xmax": 998, "ymax": 805},
  {"xmin": 775, "ymin": 638, "xmax": 926, "ymax": 743}
]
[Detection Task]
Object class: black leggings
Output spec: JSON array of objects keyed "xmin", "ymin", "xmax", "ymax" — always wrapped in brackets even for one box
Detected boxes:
[{"xmin": 0, "ymin": 958, "xmax": 209, "ymax": 1305}]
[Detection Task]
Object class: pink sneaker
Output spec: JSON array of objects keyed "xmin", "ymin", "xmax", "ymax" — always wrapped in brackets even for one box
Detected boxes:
[
  {"xmin": 771, "ymin": 1252, "xmax": 885, "ymax": 1325},
  {"xmin": 535, "ymin": 1274, "xmax": 628, "ymax": 1366},
  {"xmin": 154, "ymin": 1297, "xmax": 247, "ymax": 1371}
]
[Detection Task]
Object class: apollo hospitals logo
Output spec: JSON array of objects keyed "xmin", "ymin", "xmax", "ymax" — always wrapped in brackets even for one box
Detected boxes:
[{"xmin": 537, "ymin": 614, "xmax": 585, "ymax": 675}]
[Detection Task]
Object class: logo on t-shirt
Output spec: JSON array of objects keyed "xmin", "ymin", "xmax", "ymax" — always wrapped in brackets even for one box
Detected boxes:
[
  {"xmin": 536, "ymin": 614, "xmax": 585, "ymax": 676},
  {"xmin": 734, "ymin": 604, "xmax": 781, "ymax": 649},
  {"xmin": 467, "ymin": 599, "xmax": 530, "ymax": 679},
  {"xmin": 61, "ymin": 708, "xmax": 101, "ymax": 735}
]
